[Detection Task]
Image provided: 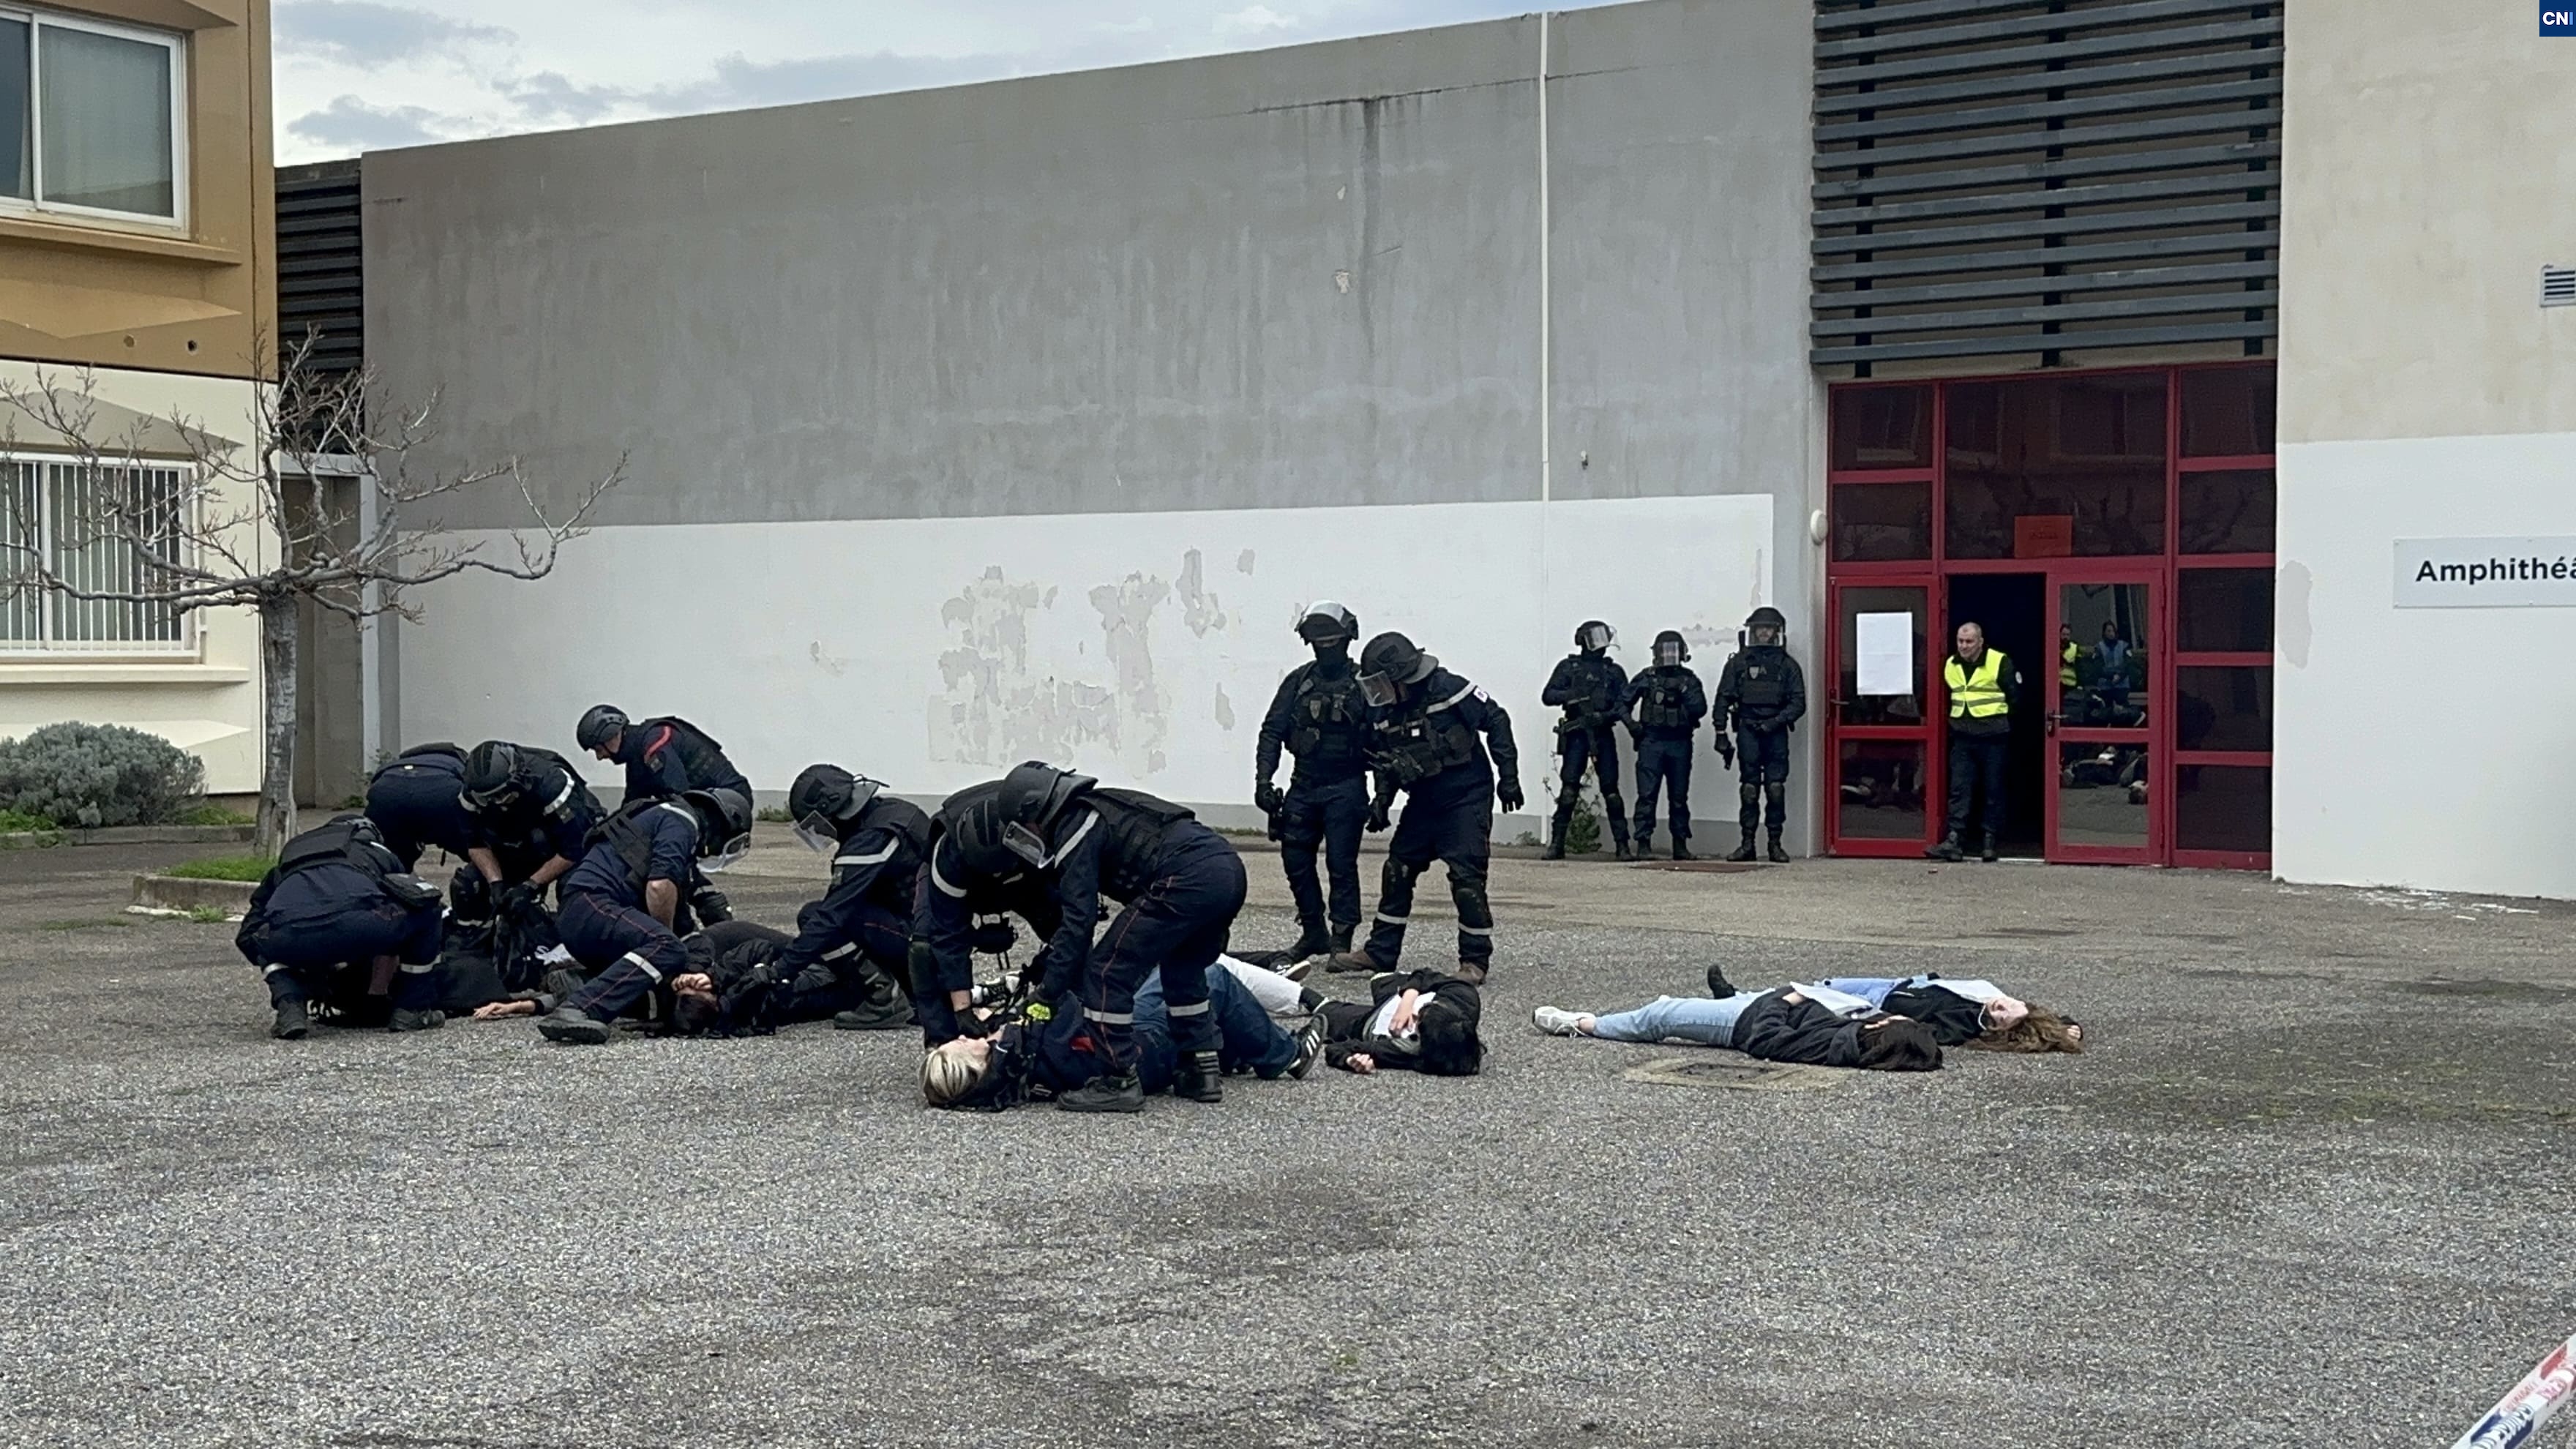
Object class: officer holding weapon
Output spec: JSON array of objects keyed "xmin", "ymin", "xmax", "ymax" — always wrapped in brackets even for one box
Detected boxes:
[{"xmin": 1542, "ymin": 621, "xmax": 1633, "ymax": 861}]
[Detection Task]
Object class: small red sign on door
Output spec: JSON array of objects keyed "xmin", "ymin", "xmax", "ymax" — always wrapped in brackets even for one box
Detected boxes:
[{"xmin": 2013, "ymin": 514, "xmax": 2074, "ymax": 558}]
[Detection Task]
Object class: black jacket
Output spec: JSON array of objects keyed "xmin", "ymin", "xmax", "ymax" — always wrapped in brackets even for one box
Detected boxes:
[
  {"xmin": 1320, "ymin": 968, "xmax": 1484, "ymax": 1074},
  {"xmin": 1625, "ymin": 665, "xmax": 1708, "ymax": 740},
  {"xmin": 773, "ymin": 795, "xmax": 931, "ymax": 978},
  {"xmin": 1543, "ymin": 654, "xmax": 1630, "ymax": 731},
  {"xmin": 1729, "ymin": 988, "xmax": 1868, "ymax": 1068},
  {"xmin": 1258, "ymin": 656, "xmax": 1371, "ymax": 787},
  {"xmin": 1715, "ymin": 648, "xmax": 1808, "ymax": 733}
]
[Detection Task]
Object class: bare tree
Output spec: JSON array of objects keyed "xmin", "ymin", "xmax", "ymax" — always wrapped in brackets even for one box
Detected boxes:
[{"xmin": 0, "ymin": 337, "xmax": 621, "ymax": 853}]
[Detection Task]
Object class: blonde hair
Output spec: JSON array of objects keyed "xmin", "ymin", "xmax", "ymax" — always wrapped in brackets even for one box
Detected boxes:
[
  {"xmin": 921, "ymin": 1039, "xmax": 992, "ymax": 1106},
  {"xmin": 1972, "ymin": 1006, "xmax": 2084, "ymax": 1055}
]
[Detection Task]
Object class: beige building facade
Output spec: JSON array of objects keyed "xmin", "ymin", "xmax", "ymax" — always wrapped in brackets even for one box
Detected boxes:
[{"xmin": 0, "ymin": 0, "xmax": 272, "ymax": 795}]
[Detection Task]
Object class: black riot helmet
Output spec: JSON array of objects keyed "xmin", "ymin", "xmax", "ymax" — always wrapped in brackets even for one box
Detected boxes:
[
  {"xmin": 787, "ymin": 763, "xmax": 884, "ymax": 854},
  {"xmin": 1653, "ymin": 629, "xmax": 1690, "ymax": 667},
  {"xmin": 1745, "ymin": 606, "xmax": 1787, "ymax": 649},
  {"xmin": 1357, "ymin": 632, "xmax": 1437, "ymax": 709},
  {"xmin": 1295, "ymin": 600, "xmax": 1359, "ymax": 648},
  {"xmin": 462, "ymin": 740, "xmax": 522, "ymax": 809},
  {"xmin": 997, "ymin": 761, "xmax": 1098, "ymax": 868},
  {"xmin": 681, "ymin": 787, "xmax": 755, "ymax": 872},
  {"xmin": 1576, "ymin": 621, "xmax": 1615, "ymax": 655},
  {"xmin": 575, "ymin": 704, "xmax": 628, "ymax": 752}
]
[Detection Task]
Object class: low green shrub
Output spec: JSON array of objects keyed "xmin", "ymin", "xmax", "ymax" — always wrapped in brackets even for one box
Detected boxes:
[{"xmin": 0, "ymin": 722, "xmax": 206, "ymax": 828}]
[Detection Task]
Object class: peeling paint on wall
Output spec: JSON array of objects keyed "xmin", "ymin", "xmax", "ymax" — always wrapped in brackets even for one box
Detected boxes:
[
  {"xmin": 929, "ymin": 566, "xmax": 1120, "ymax": 768},
  {"xmin": 1237, "ymin": 549, "xmax": 1256, "ymax": 574},
  {"xmin": 1213, "ymin": 684, "xmax": 1235, "ymax": 730},
  {"xmin": 1090, "ymin": 570, "xmax": 1173, "ymax": 774},
  {"xmin": 1176, "ymin": 548, "xmax": 1230, "ymax": 637}
]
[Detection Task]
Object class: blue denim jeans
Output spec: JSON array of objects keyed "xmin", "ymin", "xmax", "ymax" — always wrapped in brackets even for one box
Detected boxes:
[{"xmin": 1587, "ymin": 992, "xmax": 1767, "ymax": 1046}]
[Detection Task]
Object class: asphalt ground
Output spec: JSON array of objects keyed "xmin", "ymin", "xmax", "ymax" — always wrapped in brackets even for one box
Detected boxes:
[{"xmin": 2, "ymin": 835, "xmax": 2572, "ymax": 1448}]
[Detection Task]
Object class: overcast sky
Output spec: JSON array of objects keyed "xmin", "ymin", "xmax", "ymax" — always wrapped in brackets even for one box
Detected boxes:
[{"xmin": 273, "ymin": 1, "xmax": 1623, "ymax": 163}]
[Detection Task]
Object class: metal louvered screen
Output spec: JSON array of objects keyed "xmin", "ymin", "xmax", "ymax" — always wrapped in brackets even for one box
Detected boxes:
[
  {"xmin": 275, "ymin": 160, "xmax": 364, "ymax": 378},
  {"xmin": 1812, "ymin": 0, "xmax": 2283, "ymax": 375}
]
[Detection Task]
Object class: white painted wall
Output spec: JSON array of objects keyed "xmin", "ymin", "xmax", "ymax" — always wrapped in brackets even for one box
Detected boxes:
[
  {"xmin": 2274, "ymin": 431, "xmax": 2576, "ymax": 896},
  {"xmin": 395, "ymin": 494, "xmax": 1775, "ymax": 833}
]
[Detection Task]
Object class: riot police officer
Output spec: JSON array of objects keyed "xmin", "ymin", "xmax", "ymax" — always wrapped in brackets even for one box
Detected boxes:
[
  {"xmin": 535, "ymin": 785, "xmax": 754, "ymax": 1046},
  {"xmin": 1626, "ymin": 630, "xmax": 1709, "ymax": 860},
  {"xmin": 1255, "ymin": 601, "xmax": 1372, "ymax": 960},
  {"xmin": 236, "ymin": 815, "xmax": 448, "ymax": 1039},
  {"xmin": 574, "ymin": 705, "xmax": 746, "ymax": 924},
  {"xmin": 457, "ymin": 740, "xmax": 604, "ymax": 910},
  {"xmin": 1326, "ymin": 632, "xmax": 1522, "ymax": 986},
  {"xmin": 916, "ymin": 763, "xmax": 1246, "ymax": 1114},
  {"xmin": 363, "ymin": 742, "xmax": 501, "ymax": 882},
  {"xmin": 779, "ymin": 763, "xmax": 932, "ymax": 1031},
  {"xmin": 1715, "ymin": 606, "xmax": 1808, "ymax": 864},
  {"xmin": 1542, "ymin": 621, "xmax": 1633, "ymax": 861}
]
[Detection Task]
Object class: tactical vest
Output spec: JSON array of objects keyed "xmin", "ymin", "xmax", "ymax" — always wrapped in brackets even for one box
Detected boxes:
[
  {"xmin": 1636, "ymin": 671, "xmax": 1696, "ymax": 732},
  {"xmin": 593, "ymin": 798, "xmax": 700, "ymax": 897},
  {"xmin": 240, "ymin": 816, "xmax": 435, "ymax": 958},
  {"xmin": 1287, "ymin": 665, "xmax": 1368, "ymax": 765},
  {"xmin": 633, "ymin": 716, "xmax": 746, "ymax": 794},
  {"xmin": 1733, "ymin": 651, "xmax": 1791, "ymax": 711},
  {"xmin": 1085, "ymin": 787, "xmax": 1196, "ymax": 899},
  {"xmin": 854, "ymin": 795, "xmax": 932, "ymax": 859},
  {"xmin": 1369, "ymin": 683, "xmax": 1482, "ymax": 787},
  {"xmin": 1559, "ymin": 656, "xmax": 1622, "ymax": 719},
  {"xmin": 371, "ymin": 742, "xmax": 465, "ymax": 787}
]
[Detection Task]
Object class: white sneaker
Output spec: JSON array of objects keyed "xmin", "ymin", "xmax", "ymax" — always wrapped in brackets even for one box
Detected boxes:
[{"xmin": 1532, "ymin": 1006, "xmax": 1587, "ymax": 1037}]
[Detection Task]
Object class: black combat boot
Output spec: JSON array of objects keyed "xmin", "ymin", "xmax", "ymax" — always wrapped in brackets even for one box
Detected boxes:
[
  {"xmin": 536, "ymin": 1006, "xmax": 610, "ymax": 1045},
  {"xmin": 271, "ymin": 1000, "xmax": 310, "ymax": 1041},
  {"xmin": 1328, "ymin": 924, "xmax": 1355, "ymax": 955},
  {"xmin": 1172, "ymin": 1049, "xmax": 1225, "ymax": 1104},
  {"xmin": 1323, "ymin": 951, "xmax": 1382, "ymax": 976},
  {"xmin": 1767, "ymin": 834, "xmax": 1790, "ymax": 865},
  {"xmin": 1288, "ymin": 918, "xmax": 1332, "ymax": 961},
  {"xmin": 1613, "ymin": 836, "xmax": 1636, "ymax": 862},
  {"xmin": 1980, "ymin": 834, "xmax": 2001, "ymax": 863},
  {"xmin": 1671, "ymin": 838, "xmax": 1695, "ymax": 861},
  {"xmin": 1543, "ymin": 827, "xmax": 1568, "ymax": 861},
  {"xmin": 1704, "ymin": 962, "xmax": 1737, "ymax": 997},
  {"xmin": 387, "ymin": 1008, "xmax": 446, "ymax": 1033},
  {"xmin": 1726, "ymin": 831, "xmax": 1758, "ymax": 863},
  {"xmin": 1634, "ymin": 829, "xmax": 1655, "ymax": 858},
  {"xmin": 1925, "ymin": 836, "xmax": 1965, "ymax": 862},
  {"xmin": 1057, "ymin": 1073, "xmax": 1146, "ymax": 1114}
]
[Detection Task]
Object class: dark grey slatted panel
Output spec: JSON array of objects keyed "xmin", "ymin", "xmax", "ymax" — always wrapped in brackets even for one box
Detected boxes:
[
  {"xmin": 274, "ymin": 160, "xmax": 364, "ymax": 378},
  {"xmin": 1813, "ymin": 0, "xmax": 2280, "ymax": 372}
]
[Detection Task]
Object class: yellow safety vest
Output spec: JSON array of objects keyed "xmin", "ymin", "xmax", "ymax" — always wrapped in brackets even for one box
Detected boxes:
[
  {"xmin": 1946, "ymin": 651, "xmax": 2010, "ymax": 719},
  {"xmin": 2059, "ymin": 642, "xmax": 2081, "ymax": 688}
]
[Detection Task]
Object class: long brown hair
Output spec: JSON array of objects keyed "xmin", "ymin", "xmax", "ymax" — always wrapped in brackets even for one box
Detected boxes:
[{"xmin": 1972, "ymin": 1006, "xmax": 2084, "ymax": 1054}]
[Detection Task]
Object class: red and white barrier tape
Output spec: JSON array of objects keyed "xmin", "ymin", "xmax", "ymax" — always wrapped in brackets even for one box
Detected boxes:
[{"xmin": 2452, "ymin": 1335, "xmax": 2576, "ymax": 1449}]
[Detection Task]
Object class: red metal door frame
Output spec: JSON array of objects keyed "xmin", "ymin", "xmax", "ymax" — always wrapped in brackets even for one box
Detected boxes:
[
  {"xmin": 1822, "ymin": 576, "xmax": 1939, "ymax": 858},
  {"xmin": 2041, "ymin": 563, "xmax": 2165, "ymax": 864}
]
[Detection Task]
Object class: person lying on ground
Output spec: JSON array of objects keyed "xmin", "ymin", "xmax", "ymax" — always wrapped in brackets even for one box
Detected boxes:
[
  {"xmin": 471, "ymin": 921, "xmax": 909, "ymax": 1036},
  {"xmin": 1789, "ymin": 971, "xmax": 2083, "ymax": 1051},
  {"xmin": 1316, "ymin": 967, "xmax": 1483, "ymax": 1077},
  {"xmin": 921, "ymin": 965, "xmax": 1325, "ymax": 1112},
  {"xmin": 1215, "ymin": 953, "xmax": 1330, "ymax": 1021},
  {"xmin": 1532, "ymin": 971, "xmax": 1950, "ymax": 1071}
]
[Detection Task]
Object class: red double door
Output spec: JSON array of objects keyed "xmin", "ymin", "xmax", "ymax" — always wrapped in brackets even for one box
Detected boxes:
[{"xmin": 1825, "ymin": 566, "xmax": 2165, "ymax": 865}]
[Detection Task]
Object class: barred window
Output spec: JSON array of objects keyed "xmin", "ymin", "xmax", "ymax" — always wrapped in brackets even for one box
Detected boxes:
[{"xmin": 0, "ymin": 457, "xmax": 190, "ymax": 651}]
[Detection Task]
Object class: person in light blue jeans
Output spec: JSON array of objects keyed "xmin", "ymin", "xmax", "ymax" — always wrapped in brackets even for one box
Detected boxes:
[
  {"xmin": 1535, "ymin": 967, "xmax": 2083, "ymax": 1054},
  {"xmin": 1565, "ymin": 992, "xmax": 1768, "ymax": 1046}
]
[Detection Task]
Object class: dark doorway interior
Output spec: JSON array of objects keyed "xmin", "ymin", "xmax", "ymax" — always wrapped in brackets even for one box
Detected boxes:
[{"xmin": 1944, "ymin": 572, "xmax": 2045, "ymax": 857}]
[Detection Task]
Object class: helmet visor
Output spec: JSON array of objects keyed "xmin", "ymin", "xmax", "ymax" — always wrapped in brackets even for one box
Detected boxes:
[
  {"xmin": 699, "ymin": 831, "xmax": 753, "ymax": 874},
  {"xmin": 1358, "ymin": 670, "xmax": 1401, "ymax": 709},
  {"xmin": 1001, "ymin": 820, "xmax": 1051, "ymax": 869},
  {"xmin": 1580, "ymin": 624, "xmax": 1614, "ymax": 652},
  {"xmin": 793, "ymin": 812, "xmax": 840, "ymax": 855},
  {"xmin": 1748, "ymin": 624, "xmax": 1782, "ymax": 648},
  {"xmin": 1655, "ymin": 640, "xmax": 1684, "ymax": 667}
]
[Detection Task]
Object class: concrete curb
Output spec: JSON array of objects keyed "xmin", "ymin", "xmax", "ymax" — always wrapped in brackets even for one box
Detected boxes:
[
  {"xmin": 2, "ymin": 824, "xmax": 255, "ymax": 850},
  {"xmin": 130, "ymin": 874, "xmax": 258, "ymax": 917}
]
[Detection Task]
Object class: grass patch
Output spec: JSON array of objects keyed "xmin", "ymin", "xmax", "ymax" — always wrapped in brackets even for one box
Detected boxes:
[
  {"xmin": 0, "ymin": 807, "xmax": 59, "ymax": 833},
  {"xmin": 162, "ymin": 854, "xmax": 277, "ymax": 883},
  {"xmin": 174, "ymin": 804, "xmax": 255, "ymax": 827},
  {"xmin": 755, "ymin": 805, "xmax": 793, "ymax": 823},
  {"xmin": 183, "ymin": 905, "xmax": 231, "ymax": 924},
  {"xmin": 40, "ymin": 918, "xmax": 131, "ymax": 931}
]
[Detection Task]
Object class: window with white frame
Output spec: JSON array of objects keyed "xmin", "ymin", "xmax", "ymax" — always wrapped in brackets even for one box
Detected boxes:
[
  {"xmin": 0, "ymin": 7, "xmax": 187, "ymax": 225},
  {"xmin": 0, "ymin": 456, "xmax": 190, "ymax": 652}
]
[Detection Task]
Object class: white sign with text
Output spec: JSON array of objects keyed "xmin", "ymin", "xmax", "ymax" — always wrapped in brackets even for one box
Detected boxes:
[{"xmin": 2393, "ymin": 538, "xmax": 2576, "ymax": 608}]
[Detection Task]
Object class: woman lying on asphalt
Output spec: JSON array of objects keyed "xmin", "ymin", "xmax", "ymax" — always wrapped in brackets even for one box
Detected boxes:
[
  {"xmin": 1314, "ymin": 966, "xmax": 1485, "ymax": 1077},
  {"xmin": 921, "ymin": 962, "xmax": 1325, "ymax": 1112},
  {"xmin": 1531, "ymin": 965, "xmax": 2080, "ymax": 1068}
]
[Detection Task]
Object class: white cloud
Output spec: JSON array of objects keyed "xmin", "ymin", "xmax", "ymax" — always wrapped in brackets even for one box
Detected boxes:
[{"xmin": 1213, "ymin": 5, "xmax": 1301, "ymax": 37}]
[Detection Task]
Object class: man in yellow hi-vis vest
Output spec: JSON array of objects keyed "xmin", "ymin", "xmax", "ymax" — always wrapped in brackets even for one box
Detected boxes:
[{"xmin": 1926, "ymin": 621, "xmax": 2022, "ymax": 863}]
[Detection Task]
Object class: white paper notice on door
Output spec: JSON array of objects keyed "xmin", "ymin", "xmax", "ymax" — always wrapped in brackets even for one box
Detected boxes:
[{"xmin": 1855, "ymin": 611, "xmax": 1914, "ymax": 696}]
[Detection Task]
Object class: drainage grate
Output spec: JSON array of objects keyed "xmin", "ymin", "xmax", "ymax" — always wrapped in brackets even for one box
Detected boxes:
[
  {"xmin": 1620, "ymin": 1056, "xmax": 1846, "ymax": 1092},
  {"xmin": 2545, "ymin": 266, "xmax": 2576, "ymax": 309}
]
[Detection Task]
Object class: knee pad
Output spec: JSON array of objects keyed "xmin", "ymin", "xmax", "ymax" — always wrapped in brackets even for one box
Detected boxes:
[
  {"xmin": 1450, "ymin": 877, "xmax": 1493, "ymax": 928},
  {"xmin": 1740, "ymin": 783, "xmax": 1761, "ymax": 804},
  {"xmin": 1382, "ymin": 856, "xmax": 1422, "ymax": 891},
  {"xmin": 1764, "ymin": 783, "xmax": 1786, "ymax": 805}
]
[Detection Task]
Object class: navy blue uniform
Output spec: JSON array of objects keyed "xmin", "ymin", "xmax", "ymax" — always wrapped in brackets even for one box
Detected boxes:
[
  {"xmin": 237, "ymin": 823, "xmax": 444, "ymax": 1016},
  {"xmin": 609, "ymin": 716, "xmax": 748, "ymax": 803},
  {"xmin": 460, "ymin": 746, "xmax": 602, "ymax": 886},
  {"xmin": 921, "ymin": 787, "xmax": 1243, "ymax": 1075},
  {"xmin": 557, "ymin": 801, "xmax": 700, "ymax": 1025},
  {"xmin": 1257, "ymin": 656, "xmax": 1372, "ymax": 944},
  {"xmin": 363, "ymin": 746, "xmax": 477, "ymax": 871},
  {"xmin": 1716, "ymin": 645, "xmax": 1808, "ymax": 839},
  {"xmin": 1360, "ymin": 669, "xmax": 1520, "ymax": 973},
  {"xmin": 1029, "ymin": 967, "xmax": 1297, "ymax": 1095},
  {"xmin": 1543, "ymin": 654, "xmax": 1632, "ymax": 853},
  {"xmin": 1625, "ymin": 664, "xmax": 1707, "ymax": 847},
  {"xmin": 773, "ymin": 795, "xmax": 929, "ymax": 998}
]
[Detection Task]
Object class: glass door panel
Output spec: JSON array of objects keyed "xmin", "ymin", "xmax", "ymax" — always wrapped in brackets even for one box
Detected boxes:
[
  {"xmin": 1827, "ymin": 583, "xmax": 1933, "ymax": 856},
  {"xmin": 2048, "ymin": 574, "xmax": 2157, "ymax": 864}
]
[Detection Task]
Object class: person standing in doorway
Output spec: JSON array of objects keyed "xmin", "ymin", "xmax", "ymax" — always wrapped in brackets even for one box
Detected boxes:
[{"xmin": 1928, "ymin": 621, "xmax": 2021, "ymax": 863}]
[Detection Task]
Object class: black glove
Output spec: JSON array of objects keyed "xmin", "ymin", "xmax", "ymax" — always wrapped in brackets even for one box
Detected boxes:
[
  {"xmin": 498, "ymin": 882, "xmax": 539, "ymax": 916},
  {"xmin": 1366, "ymin": 799, "xmax": 1391, "ymax": 833},
  {"xmin": 1497, "ymin": 781, "xmax": 1525, "ymax": 814},
  {"xmin": 970, "ymin": 919, "xmax": 1018, "ymax": 956},
  {"xmin": 951, "ymin": 1007, "xmax": 994, "ymax": 1040},
  {"xmin": 1714, "ymin": 733, "xmax": 1737, "ymax": 768},
  {"xmin": 1253, "ymin": 781, "xmax": 1284, "ymax": 815}
]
